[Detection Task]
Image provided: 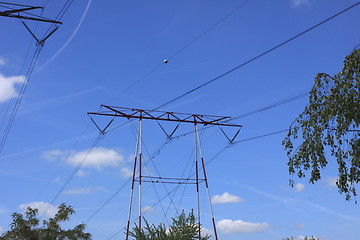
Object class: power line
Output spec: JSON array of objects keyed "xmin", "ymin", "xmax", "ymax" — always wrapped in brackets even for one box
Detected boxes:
[
  {"xmin": 44, "ymin": 1, "xmax": 359, "ymax": 228},
  {"xmin": 155, "ymin": 2, "xmax": 360, "ymax": 110},
  {"xmin": 0, "ymin": 0, "xmax": 77, "ymax": 154},
  {"xmin": 104, "ymin": 128, "xmax": 288, "ymax": 240},
  {"xmin": 35, "ymin": 122, "xmax": 92, "ymax": 200},
  {"xmin": 0, "ymin": 45, "xmax": 43, "ymax": 154},
  {"xmin": 41, "ymin": 134, "xmax": 104, "ymax": 218},
  {"xmin": 105, "ymin": 0, "xmax": 251, "ymax": 104},
  {"xmin": 84, "ymin": 89, "xmax": 307, "ymax": 224}
]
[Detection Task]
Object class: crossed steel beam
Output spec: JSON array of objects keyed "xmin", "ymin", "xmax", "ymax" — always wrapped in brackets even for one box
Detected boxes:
[
  {"xmin": 0, "ymin": 2, "xmax": 62, "ymax": 24},
  {"xmin": 88, "ymin": 105, "xmax": 242, "ymax": 127}
]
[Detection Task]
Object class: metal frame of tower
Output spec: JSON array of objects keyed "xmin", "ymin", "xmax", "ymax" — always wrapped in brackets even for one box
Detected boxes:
[{"xmin": 88, "ymin": 106, "xmax": 242, "ymax": 240}]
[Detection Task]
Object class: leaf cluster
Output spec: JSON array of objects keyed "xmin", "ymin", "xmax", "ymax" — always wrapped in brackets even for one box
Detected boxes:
[
  {"xmin": 128, "ymin": 210, "xmax": 210, "ymax": 240},
  {"xmin": 283, "ymin": 46, "xmax": 360, "ymax": 200},
  {"xmin": 0, "ymin": 203, "xmax": 91, "ymax": 240}
]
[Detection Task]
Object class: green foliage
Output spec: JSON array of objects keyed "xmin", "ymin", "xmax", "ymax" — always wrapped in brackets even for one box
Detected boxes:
[
  {"xmin": 0, "ymin": 203, "xmax": 92, "ymax": 240},
  {"xmin": 283, "ymin": 47, "xmax": 360, "ymax": 201},
  {"xmin": 128, "ymin": 210, "xmax": 210, "ymax": 240}
]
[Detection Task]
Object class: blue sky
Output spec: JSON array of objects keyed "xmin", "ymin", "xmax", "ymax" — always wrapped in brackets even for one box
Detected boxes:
[{"xmin": 0, "ymin": 0, "xmax": 359, "ymax": 239}]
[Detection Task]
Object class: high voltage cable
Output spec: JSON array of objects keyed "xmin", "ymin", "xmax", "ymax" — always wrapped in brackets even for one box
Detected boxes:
[
  {"xmin": 0, "ymin": 0, "xmax": 77, "ymax": 154},
  {"xmin": 0, "ymin": 46, "xmax": 43, "ymax": 154},
  {"xmin": 41, "ymin": 0, "xmax": 74, "ymax": 39},
  {"xmin": 155, "ymin": 2, "xmax": 360, "ymax": 110},
  {"xmin": 35, "ymin": 122, "xmax": 92, "ymax": 200},
  {"xmin": 105, "ymin": 0, "xmax": 251, "ymax": 104},
  {"xmin": 84, "ymin": 89, "xmax": 307, "ymax": 224},
  {"xmin": 44, "ymin": 1, "xmax": 358, "ymax": 226},
  {"xmin": 0, "ymin": 0, "xmax": 49, "ymax": 154},
  {"xmin": 41, "ymin": 134, "xmax": 104, "ymax": 218},
  {"xmin": 85, "ymin": 139, "xmax": 173, "ymax": 224},
  {"xmin": 85, "ymin": 123, "xmax": 209, "ymax": 225},
  {"xmin": 105, "ymin": 128, "xmax": 288, "ymax": 240}
]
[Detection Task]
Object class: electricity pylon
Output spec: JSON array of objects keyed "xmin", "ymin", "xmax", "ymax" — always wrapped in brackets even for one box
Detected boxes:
[
  {"xmin": 0, "ymin": 2, "xmax": 62, "ymax": 45},
  {"xmin": 88, "ymin": 105, "xmax": 242, "ymax": 240}
]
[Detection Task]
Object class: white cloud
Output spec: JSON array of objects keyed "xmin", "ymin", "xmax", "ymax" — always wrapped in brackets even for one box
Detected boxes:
[
  {"xmin": 43, "ymin": 147, "xmax": 125, "ymax": 170},
  {"xmin": 295, "ymin": 183, "xmax": 305, "ymax": 192},
  {"xmin": 324, "ymin": 177, "xmax": 337, "ymax": 188},
  {"xmin": 75, "ymin": 169, "xmax": 88, "ymax": 177},
  {"xmin": 66, "ymin": 147, "xmax": 124, "ymax": 169},
  {"xmin": 0, "ymin": 73, "xmax": 26, "ymax": 102},
  {"xmin": 42, "ymin": 149, "xmax": 67, "ymax": 161},
  {"xmin": 0, "ymin": 225, "xmax": 4, "ymax": 232},
  {"xmin": 294, "ymin": 222, "xmax": 304, "ymax": 229},
  {"xmin": 120, "ymin": 167, "xmax": 133, "ymax": 178},
  {"xmin": 53, "ymin": 177, "xmax": 61, "ymax": 183},
  {"xmin": 217, "ymin": 219, "xmax": 270, "ymax": 234},
  {"xmin": 142, "ymin": 206, "xmax": 154, "ymax": 213},
  {"xmin": 0, "ymin": 57, "xmax": 6, "ymax": 66},
  {"xmin": 64, "ymin": 187, "xmax": 93, "ymax": 195},
  {"xmin": 294, "ymin": 236, "xmax": 322, "ymax": 240},
  {"xmin": 19, "ymin": 202, "xmax": 57, "ymax": 218},
  {"xmin": 201, "ymin": 227, "xmax": 213, "ymax": 238},
  {"xmin": 291, "ymin": 0, "xmax": 311, "ymax": 7},
  {"xmin": 212, "ymin": 192, "xmax": 244, "ymax": 204}
]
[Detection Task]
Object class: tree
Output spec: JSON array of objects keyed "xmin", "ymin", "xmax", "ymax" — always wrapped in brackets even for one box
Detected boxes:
[
  {"xmin": 283, "ymin": 46, "xmax": 360, "ymax": 201},
  {"xmin": 129, "ymin": 210, "xmax": 210, "ymax": 240},
  {"xmin": 0, "ymin": 203, "xmax": 92, "ymax": 240}
]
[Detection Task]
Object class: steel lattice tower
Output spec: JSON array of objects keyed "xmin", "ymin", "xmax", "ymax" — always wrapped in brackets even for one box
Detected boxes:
[{"xmin": 88, "ymin": 106, "xmax": 242, "ymax": 240}]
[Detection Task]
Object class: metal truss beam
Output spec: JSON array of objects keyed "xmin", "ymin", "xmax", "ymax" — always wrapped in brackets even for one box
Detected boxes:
[
  {"xmin": 0, "ymin": 2, "xmax": 62, "ymax": 24},
  {"xmin": 88, "ymin": 105, "xmax": 242, "ymax": 127}
]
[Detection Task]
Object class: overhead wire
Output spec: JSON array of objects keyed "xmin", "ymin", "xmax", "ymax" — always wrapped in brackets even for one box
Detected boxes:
[
  {"xmin": 105, "ymin": 0, "xmax": 252, "ymax": 104},
  {"xmin": 105, "ymin": 127, "xmax": 289, "ymax": 239},
  {"xmin": 0, "ymin": 0, "xmax": 76, "ymax": 154},
  {"xmin": 128, "ymin": 120, "xmax": 172, "ymax": 226},
  {"xmin": 0, "ymin": 1, "xmax": 48, "ymax": 153},
  {"xmin": 0, "ymin": 45, "xmax": 43, "ymax": 154},
  {"xmin": 42, "ymin": 0, "xmax": 359, "ymax": 231},
  {"xmin": 41, "ymin": 133, "xmax": 104, "ymax": 218},
  {"xmin": 85, "ymin": 84, "xmax": 335, "ymax": 228},
  {"xmin": 35, "ymin": 122, "xmax": 92, "ymax": 200},
  {"xmin": 155, "ymin": 1, "xmax": 360, "ymax": 110},
  {"xmin": 84, "ymin": 137, "xmax": 173, "ymax": 224}
]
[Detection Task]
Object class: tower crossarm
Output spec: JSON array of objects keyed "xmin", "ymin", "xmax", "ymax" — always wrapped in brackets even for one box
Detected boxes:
[
  {"xmin": 88, "ymin": 105, "xmax": 242, "ymax": 127},
  {"xmin": 0, "ymin": 2, "xmax": 62, "ymax": 24}
]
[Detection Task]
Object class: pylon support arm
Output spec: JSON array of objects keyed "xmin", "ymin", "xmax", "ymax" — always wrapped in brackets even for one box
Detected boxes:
[
  {"xmin": 0, "ymin": 2, "xmax": 62, "ymax": 24},
  {"xmin": 88, "ymin": 105, "xmax": 242, "ymax": 127}
]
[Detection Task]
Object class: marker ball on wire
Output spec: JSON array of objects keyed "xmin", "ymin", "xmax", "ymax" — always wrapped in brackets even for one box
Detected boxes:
[{"xmin": 164, "ymin": 59, "xmax": 168, "ymax": 64}]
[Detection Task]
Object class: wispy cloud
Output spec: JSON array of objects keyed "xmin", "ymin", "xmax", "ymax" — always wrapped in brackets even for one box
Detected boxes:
[
  {"xmin": 291, "ymin": 0, "xmax": 311, "ymax": 7},
  {"xmin": 0, "ymin": 57, "xmax": 6, "ymax": 66},
  {"xmin": 217, "ymin": 219, "xmax": 270, "ymax": 234},
  {"xmin": 64, "ymin": 186, "xmax": 104, "ymax": 195},
  {"xmin": 245, "ymin": 185, "xmax": 358, "ymax": 222},
  {"xmin": 34, "ymin": 0, "xmax": 93, "ymax": 73},
  {"xmin": 212, "ymin": 192, "xmax": 244, "ymax": 204},
  {"xmin": 295, "ymin": 183, "xmax": 305, "ymax": 192},
  {"xmin": 0, "ymin": 73, "xmax": 26, "ymax": 102},
  {"xmin": 294, "ymin": 222, "xmax": 304, "ymax": 229},
  {"xmin": 323, "ymin": 177, "xmax": 337, "ymax": 188},
  {"xmin": 21, "ymin": 85, "xmax": 105, "ymax": 114},
  {"xmin": 142, "ymin": 206, "xmax": 154, "ymax": 213}
]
